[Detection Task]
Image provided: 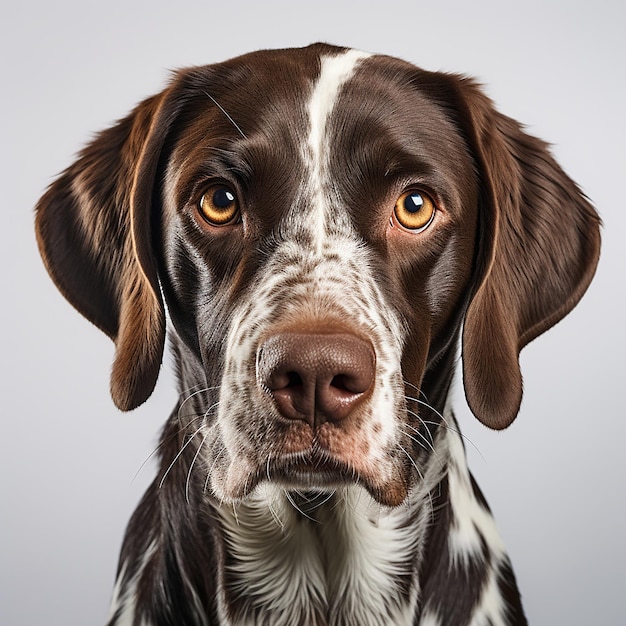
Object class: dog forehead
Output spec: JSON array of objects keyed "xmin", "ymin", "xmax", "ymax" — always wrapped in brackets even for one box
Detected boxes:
[
  {"xmin": 172, "ymin": 46, "xmax": 465, "ymax": 155},
  {"xmin": 166, "ymin": 46, "xmax": 475, "ymax": 224}
]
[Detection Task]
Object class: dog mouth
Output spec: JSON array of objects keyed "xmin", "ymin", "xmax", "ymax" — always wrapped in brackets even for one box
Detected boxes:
[
  {"xmin": 236, "ymin": 448, "xmax": 411, "ymax": 507},
  {"xmin": 211, "ymin": 389, "xmax": 420, "ymax": 508},
  {"xmin": 264, "ymin": 450, "xmax": 356, "ymax": 487}
]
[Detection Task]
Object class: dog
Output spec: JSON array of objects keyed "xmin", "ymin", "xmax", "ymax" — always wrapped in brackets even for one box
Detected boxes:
[{"xmin": 35, "ymin": 43, "xmax": 600, "ymax": 625}]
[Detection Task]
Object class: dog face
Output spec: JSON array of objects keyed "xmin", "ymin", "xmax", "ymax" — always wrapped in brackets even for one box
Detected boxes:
[
  {"xmin": 35, "ymin": 44, "xmax": 600, "ymax": 507},
  {"xmin": 158, "ymin": 49, "xmax": 479, "ymax": 505}
]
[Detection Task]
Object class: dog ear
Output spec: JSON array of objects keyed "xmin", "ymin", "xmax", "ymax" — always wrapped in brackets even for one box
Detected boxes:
[
  {"xmin": 451, "ymin": 79, "xmax": 601, "ymax": 429},
  {"xmin": 35, "ymin": 88, "xmax": 183, "ymax": 411}
]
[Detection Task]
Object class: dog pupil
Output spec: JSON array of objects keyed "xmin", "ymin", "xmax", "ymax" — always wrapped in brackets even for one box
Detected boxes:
[
  {"xmin": 213, "ymin": 188, "xmax": 234, "ymax": 208},
  {"xmin": 405, "ymin": 193, "xmax": 424, "ymax": 213}
]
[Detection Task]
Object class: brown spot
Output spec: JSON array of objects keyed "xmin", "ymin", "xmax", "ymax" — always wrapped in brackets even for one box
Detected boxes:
[
  {"xmin": 373, "ymin": 479, "xmax": 409, "ymax": 507},
  {"xmin": 316, "ymin": 422, "xmax": 371, "ymax": 462},
  {"xmin": 276, "ymin": 421, "xmax": 314, "ymax": 454}
]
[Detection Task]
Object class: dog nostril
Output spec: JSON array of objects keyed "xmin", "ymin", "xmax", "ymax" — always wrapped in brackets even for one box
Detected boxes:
[
  {"xmin": 286, "ymin": 372, "xmax": 303, "ymax": 388},
  {"xmin": 257, "ymin": 332, "xmax": 375, "ymax": 427},
  {"xmin": 331, "ymin": 374, "xmax": 349, "ymax": 391}
]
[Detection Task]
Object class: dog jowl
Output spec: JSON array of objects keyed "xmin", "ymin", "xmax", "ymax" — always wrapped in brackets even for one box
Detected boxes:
[{"xmin": 36, "ymin": 44, "xmax": 600, "ymax": 626}]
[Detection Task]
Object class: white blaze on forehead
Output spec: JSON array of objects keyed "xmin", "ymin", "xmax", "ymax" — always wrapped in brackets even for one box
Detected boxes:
[
  {"xmin": 308, "ymin": 49, "xmax": 371, "ymax": 158},
  {"xmin": 306, "ymin": 49, "xmax": 371, "ymax": 250}
]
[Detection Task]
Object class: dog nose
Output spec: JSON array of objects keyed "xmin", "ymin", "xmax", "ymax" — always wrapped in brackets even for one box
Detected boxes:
[{"xmin": 257, "ymin": 332, "xmax": 375, "ymax": 427}]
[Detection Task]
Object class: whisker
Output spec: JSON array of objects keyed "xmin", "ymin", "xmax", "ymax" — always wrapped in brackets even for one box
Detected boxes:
[
  {"xmin": 403, "ymin": 380, "xmax": 422, "ymax": 394},
  {"xmin": 132, "ymin": 415, "xmax": 205, "ymax": 484},
  {"xmin": 266, "ymin": 490, "xmax": 285, "ymax": 530},
  {"xmin": 266, "ymin": 452, "xmax": 273, "ymax": 482},
  {"xmin": 185, "ymin": 431, "xmax": 209, "ymax": 504},
  {"xmin": 177, "ymin": 386, "xmax": 219, "ymax": 422},
  {"xmin": 401, "ymin": 424, "xmax": 435, "ymax": 453},
  {"xmin": 314, "ymin": 489, "xmax": 337, "ymax": 509},
  {"xmin": 404, "ymin": 394, "xmax": 485, "ymax": 459},
  {"xmin": 397, "ymin": 443, "xmax": 424, "ymax": 481},
  {"xmin": 204, "ymin": 445, "xmax": 226, "ymax": 495},
  {"xmin": 404, "ymin": 385, "xmax": 457, "ymax": 437},
  {"xmin": 404, "ymin": 394, "xmax": 446, "ymax": 422},
  {"xmin": 202, "ymin": 400, "xmax": 220, "ymax": 422},
  {"xmin": 132, "ymin": 443, "xmax": 164, "ymax": 485},
  {"xmin": 228, "ymin": 501, "xmax": 240, "ymax": 527},
  {"xmin": 203, "ymin": 91, "xmax": 247, "ymax": 139},
  {"xmin": 284, "ymin": 490, "xmax": 318, "ymax": 523},
  {"xmin": 159, "ymin": 424, "xmax": 205, "ymax": 489},
  {"xmin": 404, "ymin": 411, "xmax": 436, "ymax": 449},
  {"xmin": 293, "ymin": 488, "xmax": 337, "ymax": 511},
  {"xmin": 418, "ymin": 418, "xmax": 486, "ymax": 463},
  {"xmin": 178, "ymin": 382, "xmax": 218, "ymax": 400}
]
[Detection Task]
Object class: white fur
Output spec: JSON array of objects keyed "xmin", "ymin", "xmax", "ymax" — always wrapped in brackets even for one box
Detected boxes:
[
  {"xmin": 447, "ymin": 428, "xmax": 506, "ymax": 565},
  {"xmin": 446, "ymin": 429, "xmax": 509, "ymax": 625},
  {"xmin": 419, "ymin": 611, "xmax": 443, "ymax": 626},
  {"xmin": 469, "ymin": 564, "xmax": 509, "ymax": 626},
  {"xmin": 306, "ymin": 49, "xmax": 371, "ymax": 252},
  {"xmin": 215, "ymin": 422, "xmax": 452, "ymax": 626},
  {"xmin": 108, "ymin": 541, "xmax": 157, "ymax": 626},
  {"xmin": 217, "ymin": 484, "xmax": 421, "ymax": 626}
]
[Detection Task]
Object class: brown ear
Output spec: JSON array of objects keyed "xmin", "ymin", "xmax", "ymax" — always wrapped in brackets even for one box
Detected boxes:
[
  {"xmin": 454, "ymin": 80, "xmax": 601, "ymax": 429},
  {"xmin": 35, "ymin": 91, "xmax": 178, "ymax": 411}
]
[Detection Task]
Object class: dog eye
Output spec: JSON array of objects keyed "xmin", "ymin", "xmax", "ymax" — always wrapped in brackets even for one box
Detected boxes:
[
  {"xmin": 393, "ymin": 190, "xmax": 436, "ymax": 233},
  {"xmin": 198, "ymin": 185, "xmax": 240, "ymax": 226}
]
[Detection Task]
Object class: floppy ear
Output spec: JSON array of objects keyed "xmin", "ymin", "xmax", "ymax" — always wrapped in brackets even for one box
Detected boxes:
[
  {"xmin": 35, "ymin": 89, "xmax": 181, "ymax": 411},
  {"xmin": 453, "ymin": 80, "xmax": 601, "ymax": 429}
]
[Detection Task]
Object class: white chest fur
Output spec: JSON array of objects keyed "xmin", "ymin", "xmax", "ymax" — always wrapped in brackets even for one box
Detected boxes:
[{"xmin": 217, "ymin": 484, "xmax": 423, "ymax": 626}]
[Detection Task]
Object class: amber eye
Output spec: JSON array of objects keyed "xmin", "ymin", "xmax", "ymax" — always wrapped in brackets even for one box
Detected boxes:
[
  {"xmin": 393, "ymin": 190, "xmax": 436, "ymax": 232},
  {"xmin": 198, "ymin": 185, "xmax": 239, "ymax": 226}
]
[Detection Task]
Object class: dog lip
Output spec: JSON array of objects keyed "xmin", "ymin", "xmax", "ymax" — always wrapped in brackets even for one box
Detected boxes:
[
  {"xmin": 267, "ymin": 450, "xmax": 353, "ymax": 478},
  {"xmin": 258, "ymin": 451, "xmax": 409, "ymax": 506},
  {"xmin": 255, "ymin": 450, "xmax": 358, "ymax": 490}
]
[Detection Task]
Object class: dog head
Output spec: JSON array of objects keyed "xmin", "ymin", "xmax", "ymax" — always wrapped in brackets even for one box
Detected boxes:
[{"xmin": 35, "ymin": 44, "xmax": 600, "ymax": 505}]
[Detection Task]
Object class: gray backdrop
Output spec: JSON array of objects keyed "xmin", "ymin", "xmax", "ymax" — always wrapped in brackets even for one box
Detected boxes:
[{"xmin": 2, "ymin": 0, "xmax": 624, "ymax": 624}]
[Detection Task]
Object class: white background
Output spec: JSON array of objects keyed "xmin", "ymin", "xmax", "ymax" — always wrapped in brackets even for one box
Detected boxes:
[{"xmin": 2, "ymin": 1, "xmax": 624, "ymax": 624}]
